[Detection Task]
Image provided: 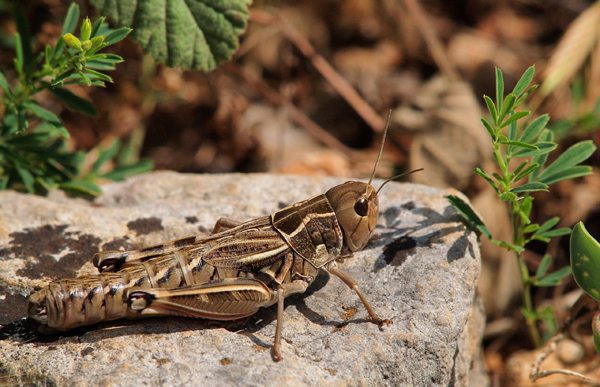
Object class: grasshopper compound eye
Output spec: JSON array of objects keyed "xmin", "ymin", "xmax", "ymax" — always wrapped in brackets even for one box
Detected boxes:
[{"xmin": 354, "ymin": 197, "xmax": 369, "ymax": 217}]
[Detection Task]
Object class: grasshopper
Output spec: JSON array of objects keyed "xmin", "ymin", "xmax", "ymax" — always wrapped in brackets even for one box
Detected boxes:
[{"xmin": 28, "ymin": 122, "xmax": 421, "ymax": 361}]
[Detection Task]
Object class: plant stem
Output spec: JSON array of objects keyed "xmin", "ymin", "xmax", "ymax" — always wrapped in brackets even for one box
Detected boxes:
[
  {"xmin": 511, "ymin": 197, "xmax": 543, "ymax": 347},
  {"xmin": 517, "ymin": 251, "xmax": 542, "ymax": 347}
]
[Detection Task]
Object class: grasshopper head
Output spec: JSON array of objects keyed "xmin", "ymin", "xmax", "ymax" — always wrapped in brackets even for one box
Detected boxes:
[
  {"xmin": 325, "ymin": 111, "xmax": 422, "ymax": 252},
  {"xmin": 325, "ymin": 181, "xmax": 379, "ymax": 252}
]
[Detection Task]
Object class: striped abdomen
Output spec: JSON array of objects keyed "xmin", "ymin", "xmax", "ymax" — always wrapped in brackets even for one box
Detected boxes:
[{"xmin": 28, "ymin": 252, "xmax": 199, "ymax": 330}]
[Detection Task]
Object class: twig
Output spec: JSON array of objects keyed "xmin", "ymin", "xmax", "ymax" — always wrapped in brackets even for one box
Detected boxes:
[
  {"xmin": 402, "ymin": 0, "xmax": 459, "ymax": 81},
  {"xmin": 251, "ymin": 10, "xmax": 385, "ymax": 133},
  {"xmin": 222, "ymin": 63, "xmax": 356, "ymax": 158},
  {"xmin": 530, "ymin": 333, "xmax": 599, "ymax": 385}
]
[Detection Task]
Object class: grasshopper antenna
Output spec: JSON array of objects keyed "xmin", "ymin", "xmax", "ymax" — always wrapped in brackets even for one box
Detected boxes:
[
  {"xmin": 377, "ymin": 168, "xmax": 424, "ymax": 195},
  {"xmin": 367, "ymin": 110, "xmax": 392, "ymax": 187}
]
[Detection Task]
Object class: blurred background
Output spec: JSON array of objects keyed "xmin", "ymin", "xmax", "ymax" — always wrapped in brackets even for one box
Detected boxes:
[{"xmin": 1, "ymin": 0, "xmax": 599, "ymax": 384}]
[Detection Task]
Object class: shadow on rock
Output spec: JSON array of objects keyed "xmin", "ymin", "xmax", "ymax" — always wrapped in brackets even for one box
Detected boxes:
[{"xmin": 370, "ymin": 202, "xmax": 477, "ymax": 272}]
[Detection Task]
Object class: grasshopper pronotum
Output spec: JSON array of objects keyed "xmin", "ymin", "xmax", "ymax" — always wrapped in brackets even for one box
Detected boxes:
[{"xmin": 28, "ymin": 120, "xmax": 422, "ymax": 361}]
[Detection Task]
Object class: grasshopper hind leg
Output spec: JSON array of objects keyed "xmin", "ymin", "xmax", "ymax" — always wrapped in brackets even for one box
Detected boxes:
[
  {"xmin": 328, "ymin": 265, "xmax": 392, "ymax": 327},
  {"xmin": 211, "ymin": 217, "xmax": 243, "ymax": 234}
]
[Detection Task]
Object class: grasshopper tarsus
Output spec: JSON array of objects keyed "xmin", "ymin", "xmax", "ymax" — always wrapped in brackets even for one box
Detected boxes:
[
  {"xmin": 372, "ymin": 317, "xmax": 393, "ymax": 328},
  {"xmin": 271, "ymin": 348, "xmax": 283, "ymax": 362}
]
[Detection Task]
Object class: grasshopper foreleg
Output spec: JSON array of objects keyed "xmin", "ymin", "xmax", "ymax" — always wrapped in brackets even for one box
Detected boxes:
[{"xmin": 328, "ymin": 265, "xmax": 392, "ymax": 327}]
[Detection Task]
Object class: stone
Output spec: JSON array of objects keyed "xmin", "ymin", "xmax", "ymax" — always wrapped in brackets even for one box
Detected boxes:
[{"xmin": 0, "ymin": 172, "xmax": 486, "ymax": 386}]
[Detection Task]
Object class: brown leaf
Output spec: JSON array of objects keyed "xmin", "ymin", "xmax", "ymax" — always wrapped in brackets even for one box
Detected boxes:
[
  {"xmin": 393, "ymin": 76, "xmax": 491, "ymax": 189},
  {"xmin": 541, "ymin": 2, "xmax": 600, "ymax": 96}
]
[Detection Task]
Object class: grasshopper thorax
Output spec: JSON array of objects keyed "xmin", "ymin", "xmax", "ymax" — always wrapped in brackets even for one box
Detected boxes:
[{"xmin": 325, "ymin": 181, "xmax": 379, "ymax": 252}]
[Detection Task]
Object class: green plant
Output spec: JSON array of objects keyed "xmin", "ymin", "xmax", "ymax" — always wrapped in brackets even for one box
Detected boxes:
[
  {"xmin": 0, "ymin": 3, "xmax": 151, "ymax": 196},
  {"xmin": 448, "ymin": 66, "xmax": 597, "ymax": 347},
  {"xmin": 90, "ymin": 0, "xmax": 252, "ymax": 71},
  {"xmin": 570, "ymin": 221, "xmax": 600, "ymax": 354}
]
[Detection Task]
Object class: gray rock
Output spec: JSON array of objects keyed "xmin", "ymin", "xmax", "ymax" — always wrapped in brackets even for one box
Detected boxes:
[{"xmin": 0, "ymin": 172, "xmax": 486, "ymax": 386}]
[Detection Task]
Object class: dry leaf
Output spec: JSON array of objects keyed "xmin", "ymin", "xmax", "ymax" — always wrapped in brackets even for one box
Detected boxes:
[
  {"xmin": 541, "ymin": 2, "xmax": 600, "ymax": 96},
  {"xmin": 393, "ymin": 76, "xmax": 491, "ymax": 189},
  {"xmin": 447, "ymin": 32, "xmax": 522, "ymax": 76},
  {"xmin": 505, "ymin": 343, "xmax": 600, "ymax": 386}
]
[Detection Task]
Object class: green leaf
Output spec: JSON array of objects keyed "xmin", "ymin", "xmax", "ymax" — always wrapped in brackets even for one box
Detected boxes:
[
  {"xmin": 14, "ymin": 6, "xmax": 33, "ymax": 73},
  {"xmin": 104, "ymin": 27, "xmax": 132, "ymax": 45},
  {"xmin": 90, "ymin": 0, "xmax": 251, "ymax": 72},
  {"xmin": 498, "ymin": 140, "xmax": 538, "ymax": 150},
  {"xmin": 537, "ymin": 306, "xmax": 558, "ymax": 341},
  {"xmin": 474, "ymin": 167, "xmax": 498, "ymax": 192},
  {"xmin": 51, "ymin": 69, "xmax": 76, "ymax": 86},
  {"xmin": 512, "ymin": 161, "xmax": 528, "ymax": 178},
  {"xmin": 16, "ymin": 107, "xmax": 27, "ymax": 132},
  {"xmin": 446, "ymin": 195, "xmax": 492, "ymax": 239},
  {"xmin": 62, "ymin": 3, "xmax": 80, "ymax": 34},
  {"xmin": 495, "ymin": 67, "xmax": 504, "ymax": 113},
  {"xmin": 53, "ymin": 3, "xmax": 80, "ymax": 59},
  {"xmin": 570, "ymin": 222, "xmax": 600, "ymax": 301},
  {"xmin": 512, "ymin": 65, "xmax": 535, "ymax": 97},
  {"xmin": 535, "ymin": 266, "xmax": 571, "ymax": 287},
  {"xmin": 520, "ymin": 114, "xmax": 549, "ymax": 143},
  {"xmin": 91, "ymin": 16, "xmax": 107, "ymax": 37},
  {"xmin": 513, "ymin": 163, "xmax": 540, "ymax": 182},
  {"xmin": 538, "ymin": 140, "xmax": 596, "ymax": 183},
  {"xmin": 536, "ymin": 217, "xmax": 560, "ymax": 235},
  {"xmin": 84, "ymin": 69, "xmax": 113, "ymax": 83},
  {"xmin": 492, "ymin": 239, "xmax": 525, "ymax": 253},
  {"xmin": 0, "ymin": 70, "xmax": 9, "ymax": 93},
  {"xmin": 35, "ymin": 177, "xmax": 55, "ymax": 193},
  {"xmin": 523, "ymin": 223, "xmax": 540, "ymax": 234},
  {"xmin": 23, "ymin": 101, "xmax": 62, "ymax": 126},
  {"xmin": 508, "ymin": 121, "xmax": 517, "ymax": 141},
  {"xmin": 50, "ymin": 87, "xmax": 97, "ymax": 116},
  {"xmin": 480, "ymin": 118, "xmax": 495, "ymax": 140},
  {"xmin": 14, "ymin": 33, "xmax": 24, "ymax": 76},
  {"xmin": 499, "ymin": 191, "xmax": 518, "ymax": 202},
  {"xmin": 101, "ymin": 159, "xmax": 153, "ymax": 181},
  {"xmin": 520, "ymin": 306, "xmax": 538, "ymax": 321},
  {"xmin": 499, "ymin": 110, "xmax": 530, "ymax": 129},
  {"xmin": 519, "ymin": 84, "xmax": 538, "ymax": 105},
  {"xmin": 536, "ymin": 254, "xmax": 552, "ymax": 278},
  {"xmin": 85, "ymin": 60, "xmax": 117, "ymax": 71},
  {"xmin": 15, "ymin": 165, "xmax": 34, "ymax": 193},
  {"xmin": 92, "ymin": 139, "xmax": 121, "ymax": 172},
  {"xmin": 538, "ymin": 227, "xmax": 571, "ymax": 238},
  {"xmin": 539, "ymin": 165, "xmax": 593, "ymax": 185},
  {"xmin": 531, "ymin": 130, "xmax": 554, "ymax": 177},
  {"xmin": 521, "ymin": 196, "xmax": 533, "ymax": 219},
  {"xmin": 59, "ymin": 180, "xmax": 102, "ymax": 196},
  {"xmin": 483, "ymin": 95, "xmax": 497, "ymax": 124},
  {"xmin": 498, "ymin": 93, "xmax": 516, "ymax": 122},
  {"xmin": 510, "ymin": 182, "xmax": 548, "ymax": 193},
  {"xmin": 88, "ymin": 36, "xmax": 107, "ymax": 54},
  {"xmin": 513, "ymin": 142, "xmax": 557, "ymax": 158}
]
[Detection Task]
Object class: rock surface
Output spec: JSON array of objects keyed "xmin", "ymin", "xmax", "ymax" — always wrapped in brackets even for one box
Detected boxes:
[{"xmin": 0, "ymin": 172, "xmax": 486, "ymax": 386}]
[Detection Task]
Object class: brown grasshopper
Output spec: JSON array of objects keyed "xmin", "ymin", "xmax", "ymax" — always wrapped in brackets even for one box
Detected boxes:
[{"xmin": 28, "ymin": 123, "xmax": 421, "ymax": 361}]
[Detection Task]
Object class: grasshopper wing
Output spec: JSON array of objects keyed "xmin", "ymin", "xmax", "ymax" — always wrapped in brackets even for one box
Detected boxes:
[
  {"xmin": 126, "ymin": 278, "xmax": 275, "ymax": 320},
  {"xmin": 201, "ymin": 228, "xmax": 292, "ymax": 270}
]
